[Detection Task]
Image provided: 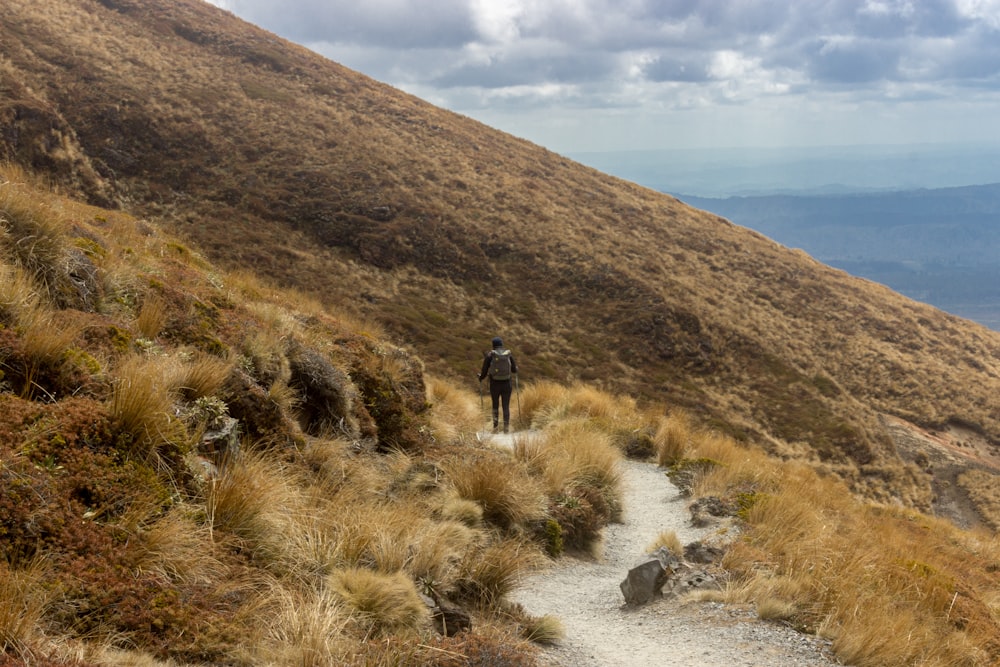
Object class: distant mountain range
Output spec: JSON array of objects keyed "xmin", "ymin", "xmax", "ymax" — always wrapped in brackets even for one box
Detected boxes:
[
  {"xmin": 677, "ymin": 185, "xmax": 1000, "ymax": 330},
  {"xmin": 570, "ymin": 144, "xmax": 1000, "ymax": 197}
]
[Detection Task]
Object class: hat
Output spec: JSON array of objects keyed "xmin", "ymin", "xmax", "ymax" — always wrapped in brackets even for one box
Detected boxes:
[{"xmin": 491, "ymin": 336, "xmax": 503, "ymax": 348}]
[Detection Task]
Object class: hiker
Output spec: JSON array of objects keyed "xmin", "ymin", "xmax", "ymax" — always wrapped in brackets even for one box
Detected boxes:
[{"xmin": 478, "ymin": 336, "xmax": 518, "ymax": 433}]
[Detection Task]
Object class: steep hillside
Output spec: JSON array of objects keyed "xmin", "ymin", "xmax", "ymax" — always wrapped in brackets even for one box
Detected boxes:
[
  {"xmin": 0, "ymin": 162, "xmax": 642, "ymax": 664},
  {"xmin": 3, "ymin": 0, "xmax": 1000, "ymax": 514}
]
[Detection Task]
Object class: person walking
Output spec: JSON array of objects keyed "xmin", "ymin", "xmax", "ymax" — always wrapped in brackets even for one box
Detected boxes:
[{"xmin": 478, "ymin": 336, "xmax": 518, "ymax": 433}]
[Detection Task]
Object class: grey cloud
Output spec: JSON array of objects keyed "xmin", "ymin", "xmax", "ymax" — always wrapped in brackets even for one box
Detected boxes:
[
  {"xmin": 431, "ymin": 50, "xmax": 618, "ymax": 89},
  {"xmin": 807, "ymin": 38, "xmax": 902, "ymax": 84},
  {"xmin": 220, "ymin": 0, "xmax": 1000, "ymax": 104},
  {"xmin": 225, "ymin": 0, "xmax": 477, "ymax": 48},
  {"xmin": 642, "ymin": 55, "xmax": 711, "ymax": 83}
]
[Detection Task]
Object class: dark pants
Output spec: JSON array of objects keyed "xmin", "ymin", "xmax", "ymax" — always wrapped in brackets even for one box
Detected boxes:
[{"xmin": 489, "ymin": 379, "xmax": 513, "ymax": 429}]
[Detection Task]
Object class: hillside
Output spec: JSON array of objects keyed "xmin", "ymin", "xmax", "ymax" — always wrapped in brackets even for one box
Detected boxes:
[
  {"xmin": 0, "ymin": 162, "xmax": 635, "ymax": 664},
  {"xmin": 4, "ymin": 0, "xmax": 1000, "ymax": 518},
  {"xmin": 680, "ymin": 185, "xmax": 1000, "ymax": 330}
]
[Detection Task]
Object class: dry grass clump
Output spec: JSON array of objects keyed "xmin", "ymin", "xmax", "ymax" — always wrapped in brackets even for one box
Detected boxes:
[
  {"xmin": 331, "ymin": 567, "xmax": 428, "ymax": 635},
  {"xmin": 107, "ymin": 354, "xmax": 189, "ymax": 458},
  {"xmin": 407, "ymin": 518, "xmax": 480, "ymax": 586},
  {"xmin": 443, "ymin": 452, "xmax": 548, "ymax": 531},
  {"xmin": 426, "ymin": 375, "xmax": 481, "ymax": 442},
  {"xmin": 0, "ymin": 262, "xmax": 38, "ymax": 325},
  {"xmin": 517, "ymin": 380, "xmax": 569, "ymax": 427},
  {"xmin": 233, "ymin": 584, "xmax": 351, "ymax": 666},
  {"xmin": 646, "ymin": 530, "xmax": 683, "ymax": 556},
  {"xmin": 133, "ymin": 505, "xmax": 225, "ymax": 587},
  {"xmin": 519, "ymin": 613, "xmax": 564, "ymax": 645},
  {"xmin": 456, "ymin": 539, "xmax": 544, "ymax": 609},
  {"xmin": 205, "ymin": 451, "xmax": 304, "ymax": 554},
  {"xmin": 136, "ymin": 294, "xmax": 169, "ymax": 339},
  {"xmin": 518, "ymin": 381, "xmax": 640, "ymax": 433},
  {"xmin": 0, "ymin": 557, "xmax": 50, "ymax": 661},
  {"xmin": 177, "ymin": 352, "xmax": 233, "ymax": 400},
  {"xmin": 654, "ymin": 409, "xmax": 694, "ymax": 466},
  {"xmin": 0, "ymin": 170, "xmax": 70, "ymax": 301},
  {"xmin": 238, "ymin": 326, "xmax": 292, "ymax": 389},
  {"xmin": 516, "ymin": 419, "xmax": 621, "ymax": 510},
  {"xmin": 436, "ymin": 493, "xmax": 486, "ymax": 527}
]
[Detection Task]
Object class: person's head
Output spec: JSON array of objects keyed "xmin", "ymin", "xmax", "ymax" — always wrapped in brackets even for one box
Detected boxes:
[{"xmin": 491, "ymin": 336, "xmax": 503, "ymax": 348}]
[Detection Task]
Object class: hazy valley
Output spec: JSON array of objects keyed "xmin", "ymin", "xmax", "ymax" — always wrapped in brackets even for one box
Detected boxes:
[{"xmin": 679, "ymin": 184, "xmax": 1000, "ymax": 331}]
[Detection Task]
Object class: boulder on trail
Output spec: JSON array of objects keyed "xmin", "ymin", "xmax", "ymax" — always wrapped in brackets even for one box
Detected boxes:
[
  {"xmin": 620, "ymin": 545, "xmax": 721, "ymax": 606},
  {"xmin": 620, "ymin": 547, "xmax": 680, "ymax": 606}
]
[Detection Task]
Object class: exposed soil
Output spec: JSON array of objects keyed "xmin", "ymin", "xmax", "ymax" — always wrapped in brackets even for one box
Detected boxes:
[
  {"xmin": 883, "ymin": 414, "xmax": 1000, "ymax": 531},
  {"xmin": 488, "ymin": 432, "xmax": 842, "ymax": 667}
]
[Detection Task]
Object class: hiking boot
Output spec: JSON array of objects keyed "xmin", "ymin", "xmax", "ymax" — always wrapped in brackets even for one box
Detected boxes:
[
  {"xmin": 503, "ymin": 424, "xmax": 509, "ymax": 434},
  {"xmin": 492, "ymin": 424, "xmax": 499, "ymax": 433}
]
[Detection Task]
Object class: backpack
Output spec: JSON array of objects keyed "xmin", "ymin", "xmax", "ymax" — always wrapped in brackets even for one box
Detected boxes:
[{"xmin": 488, "ymin": 349, "xmax": 513, "ymax": 381}]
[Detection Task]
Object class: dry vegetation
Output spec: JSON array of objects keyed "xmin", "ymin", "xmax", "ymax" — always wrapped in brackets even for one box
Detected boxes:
[
  {"xmin": 1, "ymin": 167, "xmax": 1000, "ymax": 666},
  {"xmin": 0, "ymin": 167, "xmax": 627, "ymax": 665},
  {"xmin": 3, "ymin": 1, "xmax": 1000, "ymax": 664},
  {"xmin": 3, "ymin": 0, "xmax": 1000, "ymax": 528}
]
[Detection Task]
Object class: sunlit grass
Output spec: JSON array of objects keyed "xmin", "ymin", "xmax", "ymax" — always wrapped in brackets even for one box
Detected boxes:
[{"xmin": 0, "ymin": 557, "xmax": 50, "ymax": 662}]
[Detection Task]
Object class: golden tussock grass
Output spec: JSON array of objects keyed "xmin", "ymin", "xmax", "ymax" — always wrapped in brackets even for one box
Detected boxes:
[
  {"xmin": 0, "ymin": 171, "xmax": 70, "ymax": 300},
  {"xmin": 133, "ymin": 505, "xmax": 225, "ymax": 587},
  {"xmin": 520, "ymin": 613, "xmax": 565, "ymax": 645},
  {"xmin": 443, "ymin": 452, "xmax": 548, "ymax": 531},
  {"xmin": 238, "ymin": 327, "xmax": 292, "ymax": 386},
  {"xmin": 426, "ymin": 375, "xmax": 481, "ymax": 443},
  {"xmin": 136, "ymin": 294, "xmax": 169, "ymax": 339},
  {"xmin": 457, "ymin": 539, "xmax": 545, "ymax": 609},
  {"xmin": 107, "ymin": 354, "xmax": 188, "ymax": 457},
  {"xmin": 14, "ymin": 307, "xmax": 85, "ymax": 399},
  {"xmin": 518, "ymin": 381, "xmax": 641, "ymax": 433},
  {"xmin": 702, "ymin": 445, "xmax": 1000, "ymax": 666},
  {"xmin": 406, "ymin": 518, "xmax": 480, "ymax": 586},
  {"xmin": 205, "ymin": 451, "xmax": 306, "ymax": 556},
  {"xmin": 233, "ymin": 583, "xmax": 351, "ymax": 667},
  {"xmin": 330, "ymin": 567, "xmax": 428, "ymax": 635},
  {"xmin": 436, "ymin": 493, "xmax": 486, "ymax": 528},
  {"xmin": 177, "ymin": 352, "xmax": 233, "ymax": 400},
  {"xmin": 0, "ymin": 557, "xmax": 50, "ymax": 661},
  {"xmin": 654, "ymin": 409, "xmax": 694, "ymax": 467},
  {"xmin": 0, "ymin": 262, "xmax": 38, "ymax": 325},
  {"xmin": 517, "ymin": 380, "xmax": 569, "ymax": 427},
  {"xmin": 516, "ymin": 419, "xmax": 622, "ymax": 509},
  {"xmin": 646, "ymin": 530, "xmax": 683, "ymax": 556}
]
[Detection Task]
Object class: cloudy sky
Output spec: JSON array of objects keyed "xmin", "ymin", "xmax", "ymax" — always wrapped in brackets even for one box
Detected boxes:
[{"xmin": 205, "ymin": 0, "xmax": 1000, "ymax": 154}]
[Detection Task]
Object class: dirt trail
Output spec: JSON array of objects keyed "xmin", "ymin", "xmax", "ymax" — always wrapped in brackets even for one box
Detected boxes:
[{"xmin": 485, "ymin": 432, "xmax": 841, "ymax": 667}]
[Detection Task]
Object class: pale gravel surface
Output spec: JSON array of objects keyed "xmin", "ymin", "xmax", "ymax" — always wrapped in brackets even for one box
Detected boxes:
[{"xmin": 487, "ymin": 432, "xmax": 844, "ymax": 667}]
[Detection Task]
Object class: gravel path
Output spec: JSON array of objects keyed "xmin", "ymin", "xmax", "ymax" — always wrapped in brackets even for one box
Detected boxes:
[{"xmin": 487, "ymin": 433, "xmax": 843, "ymax": 667}]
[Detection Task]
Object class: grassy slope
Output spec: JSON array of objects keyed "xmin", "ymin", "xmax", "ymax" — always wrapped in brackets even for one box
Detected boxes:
[
  {"xmin": 1, "ymin": 165, "xmax": 616, "ymax": 665},
  {"xmin": 2, "ymin": 171, "xmax": 1000, "ymax": 667},
  {"xmin": 2, "ymin": 0, "xmax": 1000, "ymax": 513}
]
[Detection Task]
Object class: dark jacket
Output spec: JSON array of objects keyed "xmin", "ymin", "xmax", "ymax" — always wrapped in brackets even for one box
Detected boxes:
[{"xmin": 479, "ymin": 347, "xmax": 518, "ymax": 382}]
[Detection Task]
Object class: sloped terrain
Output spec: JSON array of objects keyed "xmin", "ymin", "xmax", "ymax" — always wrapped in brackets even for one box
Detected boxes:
[
  {"xmin": 3, "ymin": 0, "xmax": 1000, "ymax": 516},
  {"xmin": 0, "ymin": 166, "xmax": 628, "ymax": 664}
]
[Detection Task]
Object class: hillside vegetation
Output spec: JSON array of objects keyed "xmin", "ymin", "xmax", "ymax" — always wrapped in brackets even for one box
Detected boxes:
[{"xmin": 3, "ymin": 166, "xmax": 1000, "ymax": 666}]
